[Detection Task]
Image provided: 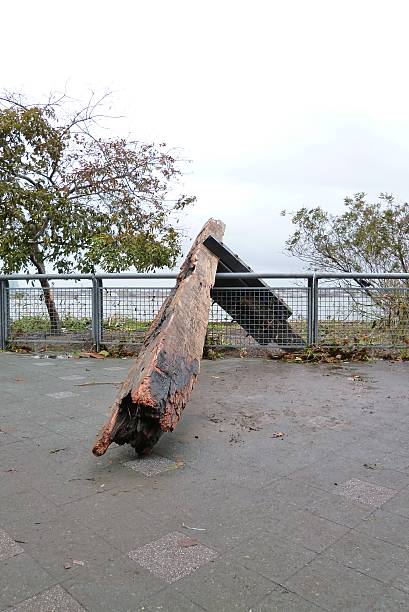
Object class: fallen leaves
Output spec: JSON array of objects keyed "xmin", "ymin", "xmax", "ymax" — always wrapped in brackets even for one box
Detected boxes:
[{"xmin": 281, "ymin": 346, "xmax": 371, "ymax": 363}]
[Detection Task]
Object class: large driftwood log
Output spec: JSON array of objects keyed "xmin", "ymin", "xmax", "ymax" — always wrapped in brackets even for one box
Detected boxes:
[{"xmin": 92, "ymin": 219, "xmax": 225, "ymax": 456}]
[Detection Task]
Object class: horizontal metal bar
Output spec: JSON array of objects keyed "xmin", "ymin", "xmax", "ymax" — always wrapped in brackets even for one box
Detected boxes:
[
  {"xmin": 0, "ymin": 272, "xmax": 314, "ymax": 281},
  {"xmin": 0, "ymin": 274, "xmax": 95, "ymax": 280},
  {"xmin": 2, "ymin": 271, "xmax": 409, "ymax": 281},
  {"xmin": 316, "ymin": 272, "xmax": 409, "ymax": 280}
]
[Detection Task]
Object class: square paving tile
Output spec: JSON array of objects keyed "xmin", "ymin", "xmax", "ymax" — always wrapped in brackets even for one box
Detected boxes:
[
  {"xmin": 175, "ymin": 558, "xmax": 274, "ymax": 610},
  {"xmin": 373, "ymin": 587, "xmax": 409, "ymax": 611},
  {"xmin": 382, "ymin": 487, "xmax": 409, "ymax": 519},
  {"xmin": 253, "ymin": 585, "xmax": 323, "ymax": 611},
  {"xmin": 135, "ymin": 588, "xmax": 206, "ymax": 611},
  {"xmin": 124, "ymin": 455, "xmax": 180, "ymax": 477},
  {"xmin": 225, "ymin": 532, "xmax": 317, "ymax": 583},
  {"xmin": 128, "ymin": 532, "xmax": 217, "ymax": 583},
  {"xmin": 46, "ymin": 391, "xmax": 79, "ymax": 399},
  {"xmin": 0, "ymin": 553, "xmax": 55, "ymax": 609},
  {"xmin": 334, "ymin": 478, "xmax": 397, "ymax": 506},
  {"xmin": 323, "ymin": 529, "xmax": 409, "ymax": 584},
  {"xmin": 357, "ymin": 509, "xmax": 409, "ymax": 548},
  {"xmin": 9, "ymin": 585, "xmax": 85, "ymax": 611},
  {"xmin": 62, "ymin": 554, "xmax": 164, "ymax": 610},
  {"xmin": 0, "ymin": 528, "xmax": 24, "ymax": 561},
  {"xmin": 306, "ymin": 490, "xmax": 374, "ymax": 527},
  {"xmin": 284, "ymin": 556, "xmax": 386, "ymax": 611}
]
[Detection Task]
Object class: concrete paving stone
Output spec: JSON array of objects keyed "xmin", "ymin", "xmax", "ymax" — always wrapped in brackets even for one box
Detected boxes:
[
  {"xmin": 19, "ymin": 518, "xmax": 123, "ymax": 581},
  {"xmin": 291, "ymin": 456, "xmax": 389, "ymax": 493},
  {"xmin": 334, "ymin": 478, "xmax": 397, "ymax": 507},
  {"xmin": 62, "ymin": 554, "xmax": 164, "ymax": 611},
  {"xmin": 62, "ymin": 488, "xmax": 146, "ymax": 529},
  {"xmin": 46, "ymin": 391, "xmax": 79, "ymax": 399},
  {"xmin": 33, "ymin": 362, "xmax": 54, "ymax": 366},
  {"xmin": 356, "ymin": 509, "xmax": 409, "ymax": 549},
  {"xmin": 392, "ymin": 563, "xmax": 409, "ymax": 594},
  {"xmin": 381, "ymin": 453, "xmax": 409, "ymax": 473},
  {"xmin": 252, "ymin": 584, "xmax": 325, "ymax": 611},
  {"xmin": 257, "ymin": 477, "xmax": 329, "ymax": 510},
  {"xmin": 372, "ymin": 587, "xmax": 409, "ymax": 611},
  {"xmin": 178, "ymin": 501, "xmax": 270, "ymax": 553},
  {"xmin": 0, "ymin": 489, "xmax": 60, "ymax": 529},
  {"xmin": 8, "ymin": 585, "xmax": 85, "ymax": 612},
  {"xmin": 225, "ymin": 531, "xmax": 318, "ymax": 583},
  {"xmin": 124, "ymin": 455, "xmax": 181, "ymax": 477},
  {"xmin": 77, "ymin": 505, "xmax": 173, "ymax": 555},
  {"xmin": 0, "ymin": 419, "xmax": 52, "ymax": 443},
  {"xmin": 361, "ymin": 468, "xmax": 409, "ymax": 491},
  {"xmin": 323, "ymin": 529, "xmax": 409, "ymax": 584},
  {"xmin": 0, "ymin": 528, "xmax": 24, "ymax": 561},
  {"xmin": 339, "ymin": 436, "xmax": 407, "ymax": 460},
  {"xmin": 32, "ymin": 474, "xmax": 117, "ymax": 506},
  {"xmin": 174, "ymin": 558, "xmax": 274, "ymax": 611},
  {"xmin": 382, "ymin": 486, "xmax": 409, "ymax": 519},
  {"xmin": 259, "ymin": 508, "xmax": 350, "ymax": 554},
  {"xmin": 128, "ymin": 531, "xmax": 217, "ymax": 583},
  {"xmin": 284, "ymin": 556, "xmax": 386, "ymax": 611},
  {"xmin": 0, "ymin": 553, "xmax": 57, "ymax": 610},
  {"xmin": 305, "ymin": 489, "xmax": 375, "ymax": 527},
  {"xmin": 135, "ymin": 588, "xmax": 207, "ymax": 611}
]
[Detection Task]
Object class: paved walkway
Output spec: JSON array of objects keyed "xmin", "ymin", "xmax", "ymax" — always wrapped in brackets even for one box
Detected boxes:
[{"xmin": 1, "ymin": 354, "xmax": 409, "ymax": 611}]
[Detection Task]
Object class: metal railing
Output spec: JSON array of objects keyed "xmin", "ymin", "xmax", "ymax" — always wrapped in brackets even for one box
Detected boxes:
[{"xmin": 1, "ymin": 272, "xmax": 409, "ymax": 352}]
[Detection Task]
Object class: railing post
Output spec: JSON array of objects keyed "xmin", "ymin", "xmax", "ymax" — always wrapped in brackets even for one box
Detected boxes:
[
  {"xmin": 91, "ymin": 277, "xmax": 103, "ymax": 351},
  {"xmin": 312, "ymin": 275, "xmax": 319, "ymax": 345},
  {"xmin": 307, "ymin": 277, "xmax": 313, "ymax": 345},
  {"xmin": 307, "ymin": 274, "xmax": 318, "ymax": 346},
  {"xmin": 0, "ymin": 280, "xmax": 10, "ymax": 350}
]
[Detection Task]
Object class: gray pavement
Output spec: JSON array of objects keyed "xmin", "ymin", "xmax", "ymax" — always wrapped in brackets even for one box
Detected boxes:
[{"xmin": 1, "ymin": 353, "xmax": 409, "ymax": 611}]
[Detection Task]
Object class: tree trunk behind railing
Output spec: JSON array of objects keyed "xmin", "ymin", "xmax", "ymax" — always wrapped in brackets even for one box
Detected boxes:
[{"xmin": 30, "ymin": 253, "xmax": 61, "ymax": 335}]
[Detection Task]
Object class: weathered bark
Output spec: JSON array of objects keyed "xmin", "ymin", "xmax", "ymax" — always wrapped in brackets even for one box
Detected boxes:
[
  {"xmin": 92, "ymin": 218, "xmax": 225, "ymax": 456},
  {"xmin": 30, "ymin": 253, "xmax": 61, "ymax": 335}
]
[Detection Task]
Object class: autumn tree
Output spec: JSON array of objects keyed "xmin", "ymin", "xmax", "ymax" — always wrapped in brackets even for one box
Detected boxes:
[
  {"xmin": 284, "ymin": 193, "xmax": 409, "ymax": 276},
  {"xmin": 0, "ymin": 93, "xmax": 195, "ymax": 333},
  {"xmin": 284, "ymin": 193, "xmax": 409, "ymax": 331}
]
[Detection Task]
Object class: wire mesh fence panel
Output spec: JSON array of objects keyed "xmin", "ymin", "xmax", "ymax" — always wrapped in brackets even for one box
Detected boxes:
[
  {"xmin": 208, "ymin": 287, "xmax": 308, "ymax": 348},
  {"xmin": 101, "ymin": 287, "xmax": 173, "ymax": 344},
  {"xmin": 317, "ymin": 287, "xmax": 409, "ymax": 348},
  {"xmin": 8, "ymin": 287, "xmax": 93, "ymax": 343}
]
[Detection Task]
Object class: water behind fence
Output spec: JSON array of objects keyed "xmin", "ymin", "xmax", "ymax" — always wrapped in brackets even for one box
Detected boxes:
[{"xmin": 1, "ymin": 273, "xmax": 409, "ymax": 351}]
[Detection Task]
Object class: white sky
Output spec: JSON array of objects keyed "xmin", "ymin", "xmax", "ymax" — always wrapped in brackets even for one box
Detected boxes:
[{"xmin": 2, "ymin": 0, "xmax": 409, "ymax": 274}]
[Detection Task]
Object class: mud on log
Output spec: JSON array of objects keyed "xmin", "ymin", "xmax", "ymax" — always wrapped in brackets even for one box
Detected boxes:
[{"xmin": 92, "ymin": 218, "xmax": 225, "ymax": 456}]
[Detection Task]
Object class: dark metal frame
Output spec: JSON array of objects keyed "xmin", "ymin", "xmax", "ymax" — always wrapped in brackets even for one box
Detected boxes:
[{"xmin": 1, "ymin": 272, "xmax": 409, "ymax": 350}]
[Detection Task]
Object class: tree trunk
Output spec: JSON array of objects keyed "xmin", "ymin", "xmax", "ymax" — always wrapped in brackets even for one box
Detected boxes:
[
  {"xmin": 92, "ymin": 218, "xmax": 225, "ymax": 457},
  {"xmin": 30, "ymin": 254, "xmax": 61, "ymax": 335}
]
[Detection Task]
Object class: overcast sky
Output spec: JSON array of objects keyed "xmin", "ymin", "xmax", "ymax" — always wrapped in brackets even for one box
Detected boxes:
[{"xmin": 2, "ymin": 0, "xmax": 409, "ymax": 273}]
